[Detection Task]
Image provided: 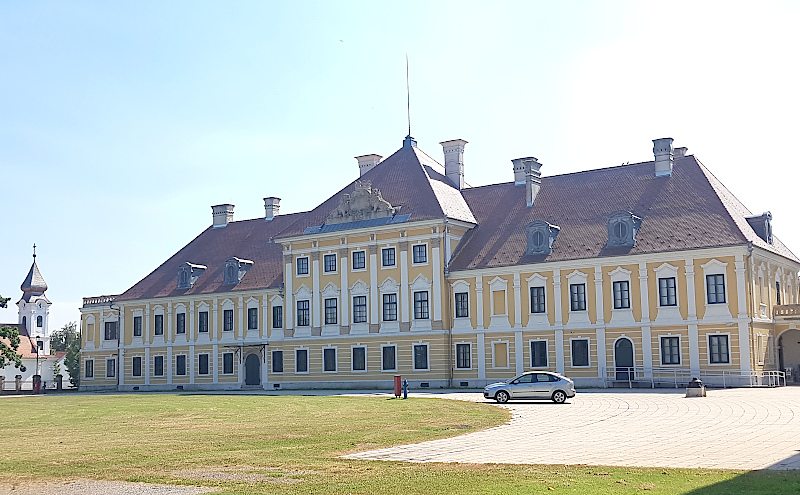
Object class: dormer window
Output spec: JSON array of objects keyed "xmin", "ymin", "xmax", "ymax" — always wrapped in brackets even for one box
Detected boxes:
[
  {"xmin": 177, "ymin": 262, "xmax": 207, "ymax": 289},
  {"xmin": 606, "ymin": 211, "xmax": 642, "ymax": 248},
  {"xmin": 746, "ymin": 211, "xmax": 773, "ymax": 244},
  {"xmin": 525, "ymin": 221, "xmax": 560, "ymax": 255},
  {"xmin": 224, "ymin": 257, "xmax": 254, "ymax": 285}
]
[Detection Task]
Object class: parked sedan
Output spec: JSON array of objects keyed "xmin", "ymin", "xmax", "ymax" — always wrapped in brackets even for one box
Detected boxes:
[{"xmin": 483, "ymin": 371, "xmax": 576, "ymax": 404}]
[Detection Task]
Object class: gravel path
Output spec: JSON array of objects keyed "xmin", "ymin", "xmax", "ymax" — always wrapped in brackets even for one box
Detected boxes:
[{"xmin": 0, "ymin": 480, "xmax": 215, "ymax": 495}]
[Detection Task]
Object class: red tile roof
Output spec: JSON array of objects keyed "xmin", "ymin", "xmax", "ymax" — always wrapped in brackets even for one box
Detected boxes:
[
  {"xmin": 450, "ymin": 155, "xmax": 797, "ymax": 270},
  {"xmin": 0, "ymin": 323, "xmax": 50, "ymax": 359}
]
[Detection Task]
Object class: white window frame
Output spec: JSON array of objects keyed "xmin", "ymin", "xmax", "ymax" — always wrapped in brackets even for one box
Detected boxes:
[
  {"xmin": 295, "ymin": 347, "xmax": 310, "ymax": 374},
  {"xmin": 701, "ymin": 259, "xmax": 731, "ymax": 319},
  {"xmin": 451, "ymin": 280, "xmax": 472, "ymax": 331},
  {"xmin": 351, "ymin": 250, "xmax": 367, "ymax": 271},
  {"xmin": 491, "ymin": 340, "xmax": 510, "ymax": 369},
  {"xmin": 454, "ymin": 342, "xmax": 472, "ymax": 370},
  {"xmin": 323, "ymin": 252, "xmax": 338, "ymax": 274},
  {"xmin": 654, "ymin": 263, "xmax": 682, "ymax": 323},
  {"xmin": 197, "ymin": 353, "xmax": 210, "ymax": 375},
  {"xmin": 84, "ymin": 358, "xmax": 95, "ymax": 380},
  {"xmin": 271, "ymin": 349, "xmax": 284, "ymax": 374},
  {"xmin": 380, "ymin": 343, "xmax": 397, "ymax": 372},
  {"xmin": 221, "ymin": 352, "xmax": 235, "ymax": 375},
  {"xmin": 322, "ymin": 346, "xmax": 338, "ymax": 373},
  {"xmin": 197, "ymin": 302, "xmax": 210, "ymax": 334},
  {"xmin": 175, "ymin": 354, "xmax": 188, "ymax": 376},
  {"xmin": 569, "ymin": 337, "xmax": 591, "ymax": 368},
  {"xmin": 106, "ymin": 358, "xmax": 116, "ymax": 378},
  {"xmin": 412, "ymin": 342, "xmax": 430, "ymax": 371},
  {"xmin": 351, "ymin": 345, "xmax": 368, "ymax": 373},
  {"xmin": 132, "ymin": 356, "xmax": 143, "ymax": 377},
  {"xmin": 411, "ymin": 243, "xmax": 428, "ymax": 265},
  {"xmin": 381, "ymin": 246, "xmax": 396, "ymax": 268},
  {"xmin": 529, "ymin": 339, "xmax": 549, "ymax": 368},
  {"xmin": 707, "ymin": 333, "xmax": 731, "ymax": 365},
  {"xmin": 658, "ymin": 334, "xmax": 682, "ymax": 366},
  {"xmin": 246, "ymin": 297, "xmax": 259, "ymax": 331},
  {"xmin": 296, "ymin": 256, "xmax": 310, "ymax": 277},
  {"xmin": 153, "ymin": 355, "xmax": 165, "ymax": 377}
]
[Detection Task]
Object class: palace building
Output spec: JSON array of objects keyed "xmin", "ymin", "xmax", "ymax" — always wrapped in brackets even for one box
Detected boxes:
[{"xmin": 79, "ymin": 135, "xmax": 800, "ymax": 391}]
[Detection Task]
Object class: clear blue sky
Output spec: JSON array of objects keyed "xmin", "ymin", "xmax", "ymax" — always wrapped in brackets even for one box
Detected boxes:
[{"xmin": 2, "ymin": 1, "xmax": 799, "ymax": 329}]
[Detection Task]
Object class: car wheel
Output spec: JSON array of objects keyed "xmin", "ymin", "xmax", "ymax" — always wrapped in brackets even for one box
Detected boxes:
[
  {"xmin": 552, "ymin": 390, "xmax": 567, "ymax": 404},
  {"xmin": 495, "ymin": 390, "xmax": 510, "ymax": 403}
]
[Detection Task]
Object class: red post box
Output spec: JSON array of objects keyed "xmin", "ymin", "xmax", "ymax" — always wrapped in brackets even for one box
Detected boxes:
[{"xmin": 393, "ymin": 375, "xmax": 402, "ymax": 397}]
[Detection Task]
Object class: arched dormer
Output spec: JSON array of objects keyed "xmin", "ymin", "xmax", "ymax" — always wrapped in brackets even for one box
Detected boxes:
[
  {"xmin": 607, "ymin": 211, "xmax": 642, "ymax": 248},
  {"xmin": 526, "ymin": 221, "xmax": 560, "ymax": 255}
]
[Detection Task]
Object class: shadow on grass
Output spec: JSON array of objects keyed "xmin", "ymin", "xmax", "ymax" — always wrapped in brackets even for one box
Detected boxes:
[{"xmin": 680, "ymin": 468, "xmax": 800, "ymax": 495}]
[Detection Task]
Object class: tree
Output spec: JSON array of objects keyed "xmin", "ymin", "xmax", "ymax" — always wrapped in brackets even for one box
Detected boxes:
[
  {"xmin": 56, "ymin": 322, "xmax": 81, "ymax": 387},
  {"xmin": 0, "ymin": 295, "xmax": 26, "ymax": 372}
]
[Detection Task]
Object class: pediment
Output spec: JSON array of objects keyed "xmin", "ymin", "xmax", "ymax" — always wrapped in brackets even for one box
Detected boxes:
[{"xmin": 327, "ymin": 180, "xmax": 396, "ymax": 225}]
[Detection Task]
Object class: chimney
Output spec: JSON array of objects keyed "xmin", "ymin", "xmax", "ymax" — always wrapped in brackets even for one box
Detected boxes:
[
  {"xmin": 440, "ymin": 139, "xmax": 468, "ymax": 190},
  {"xmin": 211, "ymin": 204, "xmax": 234, "ymax": 228},
  {"xmin": 653, "ymin": 137, "xmax": 674, "ymax": 177},
  {"xmin": 674, "ymin": 146, "xmax": 688, "ymax": 158},
  {"xmin": 512, "ymin": 157, "xmax": 543, "ymax": 206},
  {"xmin": 355, "ymin": 154, "xmax": 383, "ymax": 177},
  {"xmin": 264, "ymin": 197, "xmax": 281, "ymax": 221}
]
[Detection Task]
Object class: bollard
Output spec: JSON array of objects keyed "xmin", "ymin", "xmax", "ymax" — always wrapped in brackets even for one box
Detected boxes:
[
  {"xmin": 15, "ymin": 375, "xmax": 22, "ymax": 393},
  {"xmin": 0, "ymin": 376, "xmax": 4, "ymax": 395},
  {"xmin": 686, "ymin": 377, "xmax": 706, "ymax": 397},
  {"xmin": 32, "ymin": 375, "xmax": 41, "ymax": 394},
  {"xmin": 56, "ymin": 374, "xmax": 63, "ymax": 391},
  {"xmin": 403, "ymin": 379, "xmax": 408, "ymax": 399},
  {"xmin": 393, "ymin": 375, "xmax": 402, "ymax": 397}
]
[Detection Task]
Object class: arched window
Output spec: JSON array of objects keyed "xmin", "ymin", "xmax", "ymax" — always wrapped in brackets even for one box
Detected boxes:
[
  {"xmin": 37, "ymin": 315, "xmax": 43, "ymax": 327},
  {"xmin": 776, "ymin": 281, "xmax": 781, "ymax": 305},
  {"xmin": 22, "ymin": 316, "xmax": 26, "ymax": 329}
]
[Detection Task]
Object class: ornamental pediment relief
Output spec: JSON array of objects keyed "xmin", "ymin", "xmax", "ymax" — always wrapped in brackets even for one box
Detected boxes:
[{"xmin": 327, "ymin": 180, "xmax": 395, "ymax": 225}]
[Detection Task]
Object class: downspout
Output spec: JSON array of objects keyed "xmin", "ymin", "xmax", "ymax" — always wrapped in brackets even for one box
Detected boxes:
[
  {"xmin": 443, "ymin": 221, "xmax": 453, "ymax": 389},
  {"xmin": 745, "ymin": 243, "xmax": 755, "ymax": 371}
]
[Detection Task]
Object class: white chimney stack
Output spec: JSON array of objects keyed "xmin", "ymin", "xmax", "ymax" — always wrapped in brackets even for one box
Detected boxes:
[
  {"xmin": 211, "ymin": 204, "xmax": 234, "ymax": 228},
  {"xmin": 440, "ymin": 139, "xmax": 468, "ymax": 190},
  {"xmin": 653, "ymin": 137, "xmax": 674, "ymax": 177},
  {"xmin": 264, "ymin": 197, "xmax": 281, "ymax": 221},
  {"xmin": 511, "ymin": 157, "xmax": 543, "ymax": 207},
  {"xmin": 356, "ymin": 154, "xmax": 383, "ymax": 177}
]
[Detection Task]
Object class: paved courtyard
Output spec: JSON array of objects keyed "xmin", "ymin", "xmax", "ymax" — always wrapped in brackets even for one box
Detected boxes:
[{"xmin": 342, "ymin": 387, "xmax": 800, "ymax": 470}]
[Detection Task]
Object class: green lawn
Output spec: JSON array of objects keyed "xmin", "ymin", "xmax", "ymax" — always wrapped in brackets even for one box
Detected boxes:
[{"xmin": 0, "ymin": 393, "xmax": 798, "ymax": 494}]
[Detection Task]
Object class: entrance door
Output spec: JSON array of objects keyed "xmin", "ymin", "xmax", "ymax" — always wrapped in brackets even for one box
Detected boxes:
[
  {"xmin": 779, "ymin": 330, "xmax": 800, "ymax": 384},
  {"xmin": 615, "ymin": 338, "xmax": 634, "ymax": 381},
  {"xmin": 245, "ymin": 353, "xmax": 261, "ymax": 386}
]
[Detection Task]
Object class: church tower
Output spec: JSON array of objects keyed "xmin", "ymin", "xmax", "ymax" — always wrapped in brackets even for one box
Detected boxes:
[{"xmin": 17, "ymin": 245, "xmax": 52, "ymax": 355}]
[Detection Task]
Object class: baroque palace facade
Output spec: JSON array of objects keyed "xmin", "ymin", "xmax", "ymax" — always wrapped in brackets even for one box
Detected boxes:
[{"xmin": 80, "ymin": 135, "xmax": 800, "ymax": 391}]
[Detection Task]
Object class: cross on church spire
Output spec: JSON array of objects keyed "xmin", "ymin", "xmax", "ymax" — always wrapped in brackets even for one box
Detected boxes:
[{"xmin": 33, "ymin": 243, "xmax": 36, "ymax": 258}]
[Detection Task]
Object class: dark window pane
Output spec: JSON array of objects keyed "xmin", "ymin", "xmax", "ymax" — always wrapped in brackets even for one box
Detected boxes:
[
  {"xmin": 198, "ymin": 354, "xmax": 209, "ymax": 375},
  {"xmin": 272, "ymin": 306, "xmax": 283, "ymax": 329},
  {"xmin": 571, "ymin": 339, "xmax": 589, "ymax": 366},
  {"xmin": 176, "ymin": 355, "xmax": 186, "ymax": 375},
  {"xmin": 382, "ymin": 248, "xmax": 395, "ymax": 267},
  {"xmin": 297, "ymin": 300, "xmax": 310, "ymax": 326},
  {"xmin": 709, "ymin": 335, "xmax": 729, "ymax": 364},
  {"xmin": 613, "ymin": 281, "xmax": 630, "ymax": 309},
  {"xmin": 353, "ymin": 296, "xmax": 367, "ymax": 323},
  {"xmin": 154, "ymin": 314, "xmax": 164, "ymax": 335},
  {"xmin": 324, "ymin": 298, "xmax": 338, "ymax": 325},
  {"xmin": 223, "ymin": 309, "xmax": 234, "ymax": 331},
  {"xmin": 272, "ymin": 350, "xmax": 283, "ymax": 373},
  {"xmin": 659, "ymin": 277, "xmax": 677, "ymax": 306},
  {"xmin": 352, "ymin": 251, "xmax": 366, "ymax": 270},
  {"xmin": 382, "ymin": 346, "xmax": 396, "ymax": 371},
  {"xmin": 132, "ymin": 357, "xmax": 142, "ymax": 377},
  {"xmin": 530, "ymin": 286, "xmax": 546, "ymax": 313},
  {"xmin": 706, "ymin": 274, "xmax": 726, "ymax": 304},
  {"xmin": 352, "ymin": 347, "xmax": 366, "ymax": 371},
  {"xmin": 176, "ymin": 313, "xmax": 186, "ymax": 334},
  {"xmin": 414, "ymin": 291, "xmax": 429, "ymax": 319},
  {"xmin": 223, "ymin": 353, "xmax": 234, "ymax": 374},
  {"xmin": 412, "ymin": 244, "xmax": 427, "ymax": 263},
  {"xmin": 198, "ymin": 311, "xmax": 209, "ymax": 333},
  {"xmin": 323, "ymin": 348, "xmax": 337, "ymax": 372},
  {"xmin": 154, "ymin": 356, "xmax": 164, "ymax": 376},
  {"xmin": 296, "ymin": 257, "xmax": 309, "ymax": 275},
  {"xmin": 455, "ymin": 292, "xmax": 469, "ymax": 318},
  {"xmin": 570, "ymin": 284, "xmax": 586, "ymax": 311},
  {"xmin": 531, "ymin": 341, "xmax": 548, "ymax": 367},
  {"xmin": 324, "ymin": 254, "xmax": 337, "ymax": 273},
  {"xmin": 413, "ymin": 344, "xmax": 428, "ymax": 370},
  {"xmin": 133, "ymin": 316, "xmax": 143, "ymax": 337},
  {"xmin": 456, "ymin": 343, "xmax": 471, "ymax": 369},
  {"xmin": 296, "ymin": 349, "xmax": 308, "ymax": 373},
  {"xmin": 661, "ymin": 337, "xmax": 681, "ymax": 365},
  {"xmin": 383, "ymin": 294, "xmax": 397, "ymax": 321}
]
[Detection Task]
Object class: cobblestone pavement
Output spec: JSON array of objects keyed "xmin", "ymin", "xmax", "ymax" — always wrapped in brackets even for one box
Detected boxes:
[{"xmin": 342, "ymin": 387, "xmax": 800, "ymax": 470}]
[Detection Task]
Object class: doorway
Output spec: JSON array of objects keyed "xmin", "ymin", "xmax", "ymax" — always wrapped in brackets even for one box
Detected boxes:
[
  {"xmin": 778, "ymin": 329, "xmax": 800, "ymax": 384},
  {"xmin": 244, "ymin": 353, "xmax": 261, "ymax": 386},
  {"xmin": 614, "ymin": 338, "xmax": 634, "ymax": 381}
]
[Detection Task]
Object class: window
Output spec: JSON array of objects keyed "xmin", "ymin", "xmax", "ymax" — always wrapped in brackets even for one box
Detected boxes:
[
  {"xmin": 455, "ymin": 292, "xmax": 469, "ymax": 318},
  {"xmin": 352, "ymin": 347, "xmax": 366, "ymax": 371},
  {"xmin": 198, "ymin": 311, "xmax": 209, "ymax": 333},
  {"xmin": 176, "ymin": 355, "xmax": 187, "ymax": 376},
  {"xmin": 382, "ymin": 294, "xmax": 397, "ymax": 321},
  {"xmin": 223, "ymin": 309, "xmax": 234, "ymax": 331},
  {"xmin": 154, "ymin": 355, "xmax": 164, "ymax": 376},
  {"xmin": 571, "ymin": 339, "xmax": 589, "ymax": 367},
  {"xmin": 36, "ymin": 340, "xmax": 43, "ymax": 351},
  {"xmin": 530, "ymin": 286, "xmax": 546, "ymax": 313},
  {"xmin": 412, "ymin": 244, "xmax": 427, "ymax": 264},
  {"xmin": 706, "ymin": 274, "xmax": 726, "ymax": 304},
  {"xmin": 272, "ymin": 350, "xmax": 283, "ymax": 373},
  {"xmin": 323, "ymin": 348, "xmax": 337, "ymax": 372},
  {"xmin": 104, "ymin": 321, "xmax": 118, "ymax": 340},
  {"xmin": 85, "ymin": 359, "xmax": 94, "ymax": 378},
  {"xmin": 176, "ymin": 313, "xmax": 186, "ymax": 334},
  {"xmin": 247, "ymin": 307, "xmax": 258, "ymax": 330},
  {"xmin": 414, "ymin": 291, "xmax": 429, "ymax": 319},
  {"xmin": 132, "ymin": 356, "xmax": 142, "ymax": 377},
  {"xmin": 323, "ymin": 254, "xmax": 337, "ymax": 273},
  {"xmin": 154, "ymin": 314, "xmax": 164, "ymax": 335},
  {"xmin": 296, "ymin": 300, "xmax": 310, "ymax": 326},
  {"xmin": 324, "ymin": 298, "xmax": 338, "ymax": 325},
  {"xmin": 709, "ymin": 335, "xmax": 730, "ymax": 364},
  {"xmin": 352, "ymin": 251, "xmax": 366, "ymax": 270},
  {"xmin": 222, "ymin": 352, "xmax": 234, "ymax": 374},
  {"xmin": 570, "ymin": 284, "xmax": 586, "ymax": 311},
  {"xmin": 36, "ymin": 315, "xmax": 43, "ymax": 327},
  {"xmin": 106, "ymin": 359, "xmax": 116, "ymax": 378},
  {"xmin": 296, "ymin": 257, "xmax": 309, "ymax": 275},
  {"xmin": 659, "ymin": 277, "xmax": 677, "ymax": 306},
  {"xmin": 382, "ymin": 345, "xmax": 396, "ymax": 371},
  {"xmin": 456, "ymin": 343, "xmax": 471, "ymax": 369},
  {"xmin": 296, "ymin": 349, "xmax": 308, "ymax": 373},
  {"xmin": 613, "ymin": 281, "xmax": 630, "ymax": 309},
  {"xmin": 776, "ymin": 281, "xmax": 782, "ymax": 305},
  {"xmin": 531, "ymin": 341, "xmax": 548, "ymax": 367},
  {"xmin": 272, "ymin": 306, "xmax": 283, "ymax": 329},
  {"xmin": 413, "ymin": 344, "xmax": 429, "ymax": 370},
  {"xmin": 133, "ymin": 316, "xmax": 143, "ymax": 337},
  {"xmin": 353, "ymin": 296, "xmax": 367, "ymax": 323},
  {"xmin": 381, "ymin": 247, "xmax": 395, "ymax": 267},
  {"xmin": 661, "ymin": 336, "xmax": 681, "ymax": 365},
  {"xmin": 198, "ymin": 354, "xmax": 209, "ymax": 375},
  {"xmin": 493, "ymin": 342, "xmax": 508, "ymax": 368}
]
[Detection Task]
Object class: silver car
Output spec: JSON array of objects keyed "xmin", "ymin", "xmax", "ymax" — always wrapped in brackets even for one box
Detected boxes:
[{"xmin": 483, "ymin": 371, "xmax": 576, "ymax": 404}]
